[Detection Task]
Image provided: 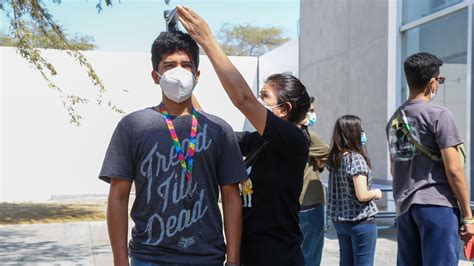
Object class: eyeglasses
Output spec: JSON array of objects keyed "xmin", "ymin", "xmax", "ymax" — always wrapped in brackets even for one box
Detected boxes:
[{"xmin": 435, "ymin": 76, "xmax": 446, "ymax": 85}]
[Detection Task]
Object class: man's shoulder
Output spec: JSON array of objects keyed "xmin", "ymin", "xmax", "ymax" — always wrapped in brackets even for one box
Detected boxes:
[
  {"xmin": 308, "ymin": 129, "xmax": 321, "ymax": 140},
  {"xmin": 425, "ymin": 102, "xmax": 450, "ymax": 115},
  {"xmin": 308, "ymin": 130, "xmax": 327, "ymax": 145},
  {"xmin": 402, "ymin": 100, "xmax": 448, "ymax": 116},
  {"xmin": 198, "ymin": 111, "xmax": 234, "ymax": 131},
  {"xmin": 415, "ymin": 103, "xmax": 455, "ymax": 126},
  {"xmin": 119, "ymin": 107, "xmax": 155, "ymax": 126},
  {"xmin": 388, "ymin": 101, "xmax": 450, "ymax": 124}
]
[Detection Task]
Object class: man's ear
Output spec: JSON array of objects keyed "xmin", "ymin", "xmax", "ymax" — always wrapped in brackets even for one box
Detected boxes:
[
  {"xmin": 428, "ymin": 78, "xmax": 437, "ymax": 95},
  {"xmin": 424, "ymin": 78, "xmax": 436, "ymax": 95},
  {"xmin": 151, "ymin": 70, "xmax": 160, "ymax": 85},
  {"xmin": 429, "ymin": 77, "xmax": 437, "ymax": 88}
]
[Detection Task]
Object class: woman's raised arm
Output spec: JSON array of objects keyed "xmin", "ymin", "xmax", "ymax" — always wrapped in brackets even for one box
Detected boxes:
[{"xmin": 177, "ymin": 6, "xmax": 268, "ymax": 135}]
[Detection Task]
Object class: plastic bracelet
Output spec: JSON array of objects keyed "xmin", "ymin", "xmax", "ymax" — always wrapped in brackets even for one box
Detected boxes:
[{"xmin": 463, "ymin": 218, "xmax": 474, "ymax": 224}]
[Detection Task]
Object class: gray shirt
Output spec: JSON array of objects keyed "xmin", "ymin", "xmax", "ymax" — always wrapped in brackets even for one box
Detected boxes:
[
  {"xmin": 386, "ymin": 100, "xmax": 463, "ymax": 216},
  {"xmin": 99, "ymin": 107, "xmax": 248, "ymax": 264}
]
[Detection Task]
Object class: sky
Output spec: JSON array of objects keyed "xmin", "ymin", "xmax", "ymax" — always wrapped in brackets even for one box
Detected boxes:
[{"xmin": 1, "ymin": 0, "xmax": 300, "ymax": 52}]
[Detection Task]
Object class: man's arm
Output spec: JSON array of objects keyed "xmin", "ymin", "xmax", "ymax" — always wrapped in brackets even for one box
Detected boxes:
[
  {"xmin": 441, "ymin": 146, "xmax": 474, "ymax": 240},
  {"xmin": 308, "ymin": 132, "xmax": 330, "ymax": 171},
  {"xmin": 308, "ymin": 132, "xmax": 330, "ymax": 159},
  {"xmin": 442, "ymin": 147, "xmax": 471, "ymax": 218},
  {"xmin": 220, "ymin": 183, "xmax": 242, "ymax": 264},
  {"xmin": 108, "ymin": 178, "xmax": 132, "ymax": 266}
]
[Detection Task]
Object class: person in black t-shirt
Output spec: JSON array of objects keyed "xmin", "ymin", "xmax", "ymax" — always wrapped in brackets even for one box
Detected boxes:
[{"xmin": 177, "ymin": 6, "xmax": 311, "ymax": 265}]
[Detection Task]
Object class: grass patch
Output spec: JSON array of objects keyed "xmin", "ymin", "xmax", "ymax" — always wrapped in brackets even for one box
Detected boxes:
[{"xmin": 0, "ymin": 202, "xmax": 107, "ymax": 225}]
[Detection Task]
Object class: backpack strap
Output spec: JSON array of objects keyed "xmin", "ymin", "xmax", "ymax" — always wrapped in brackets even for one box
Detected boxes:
[{"xmin": 391, "ymin": 109, "xmax": 442, "ymax": 162}]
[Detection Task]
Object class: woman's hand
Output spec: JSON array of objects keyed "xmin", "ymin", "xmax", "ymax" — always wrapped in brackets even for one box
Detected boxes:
[
  {"xmin": 372, "ymin": 189, "xmax": 382, "ymax": 200},
  {"xmin": 177, "ymin": 6, "xmax": 216, "ymax": 49},
  {"xmin": 315, "ymin": 159, "xmax": 327, "ymax": 172}
]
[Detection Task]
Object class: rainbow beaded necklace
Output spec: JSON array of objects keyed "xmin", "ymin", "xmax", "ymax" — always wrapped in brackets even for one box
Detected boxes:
[{"xmin": 158, "ymin": 102, "xmax": 198, "ymax": 199}]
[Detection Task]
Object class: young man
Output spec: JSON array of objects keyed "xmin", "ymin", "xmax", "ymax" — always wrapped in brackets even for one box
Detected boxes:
[
  {"xmin": 299, "ymin": 97, "xmax": 330, "ymax": 266},
  {"xmin": 386, "ymin": 52, "xmax": 474, "ymax": 266},
  {"xmin": 99, "ymin": 31, "xmax": 247, "ymax": 266}
]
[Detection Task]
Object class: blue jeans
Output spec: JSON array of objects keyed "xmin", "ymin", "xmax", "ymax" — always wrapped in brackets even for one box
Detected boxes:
[
  {"xmin": 333, "ymin": 221, "xmax": 377, "ymax": 266},
  {"xmin": 396, "ymin": 204, "xmax": 460, "ymax": 266},
  {"xmin": 130, "ymin": 257, "xmax": 222, "ymax": 266},
  {"xmin": 299, "ymin": 204, "xmax": 325, "ymax": 266},
  {"xmin": 131, "ymin": 257, "xmax": 167, "ymax": 266}
]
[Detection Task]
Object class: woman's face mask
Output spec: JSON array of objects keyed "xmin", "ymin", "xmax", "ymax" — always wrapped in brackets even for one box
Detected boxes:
[
  {"xmin": 361, "ymin": 131, "xmax": 367, "ymax": 146},
  {"xmin": 157, "ymin": 67, "xmax": 196, "ymax": 103},
  {"xmin": 307, "ymin": 112, "xmax": 317, "ymax": 126},
  {"xmin": 258, "ymin": 97, "xmax": 284, "ymax": 111}
]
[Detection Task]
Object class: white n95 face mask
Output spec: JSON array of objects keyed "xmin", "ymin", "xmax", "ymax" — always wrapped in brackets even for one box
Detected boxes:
[
  {"xmin": 430, "ymin": 88, "xmax": 437, "ymax": 101},
  {"xmin": 258, "ymin": 97, "xmax": 284, "ymax": 111},
  {"xmin": 157, "ymin": 67, "xmax": 196, "ymax": 103}
]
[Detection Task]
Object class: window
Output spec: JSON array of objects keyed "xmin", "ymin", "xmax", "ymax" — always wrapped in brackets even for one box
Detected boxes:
[
  {"xmin": 402, "ymin": 8, "xmax": 468, "ymax": 142},
  {"xmin": 402, "ymin": 0, "xmax": 464, "ymax": 24}
]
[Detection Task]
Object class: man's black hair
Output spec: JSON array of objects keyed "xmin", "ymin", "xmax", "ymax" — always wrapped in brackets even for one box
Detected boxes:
[
  {"xmin": 404, "ymin": 52, "xmax": 443, "ymax": 91},
  {"xmin": 151, "ymin": 30, "xmax": 200, "ymax": 71}
]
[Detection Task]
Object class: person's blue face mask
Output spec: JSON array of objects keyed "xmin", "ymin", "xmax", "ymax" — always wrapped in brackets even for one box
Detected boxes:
[
  {"xmin": 307, "ymin": 112, "xmax": 317, "ymax": 126},
  {"xmin": 361, "ymin": 131, "xmax": 367, "ymax": 145}
]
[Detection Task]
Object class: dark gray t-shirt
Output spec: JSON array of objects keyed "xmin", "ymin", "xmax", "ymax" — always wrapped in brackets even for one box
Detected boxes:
[
  {"xmin": 99, "ymin": 107, "xmax": 248, "ymax": 264},
  {"xmin": 386, "ymin": 100, "xmax": 463, "ymax": 216}
]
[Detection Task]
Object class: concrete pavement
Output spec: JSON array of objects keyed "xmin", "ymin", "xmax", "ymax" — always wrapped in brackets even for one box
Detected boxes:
[
  {"xmin": 0, "ymin": 221, "xmax": 112, "ymax": 265},
  {"xmin": 0, "ymin": 221, "xmax": 472, "ymax": 265}
]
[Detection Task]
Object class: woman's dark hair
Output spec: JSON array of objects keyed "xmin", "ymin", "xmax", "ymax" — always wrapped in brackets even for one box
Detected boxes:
[
  {"xmin": 265, "ymin": 73, "xmax": 310, "ymax": 125},
  {"xmin": 327, "ymin": 115, "xmax": 371, "ymax": 169},
  {"xmin": 151, "ymin": 30, "xmax": 200, "ymax": 71},
  {"xmin": 404, "ymin": 52, "xmax": 443, "ymax": 91}
]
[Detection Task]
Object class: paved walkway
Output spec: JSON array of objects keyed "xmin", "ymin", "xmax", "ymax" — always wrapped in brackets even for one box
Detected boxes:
[
  {"xmin": 0, "ymin": 221, "xmax": 471, "ymax": 265},
  {"xmin": 0, "ymin": 222, "xmax": 112, "ymax": 265}
]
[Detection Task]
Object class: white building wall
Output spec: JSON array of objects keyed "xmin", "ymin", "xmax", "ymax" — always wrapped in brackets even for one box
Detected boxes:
[
  {"xmin": 300, "ymin": 0, "xmax": 390, "ymax": 184},
  {"xmin": 0, "ymin": 47, "xmax": 257, "ymax": 201},
  {"xmin": 0, "ymin": 48, "xmax": 4, "ymax": 202},
  {"xmin": 258, "ymin": 39, "xmax": 299, "ymax": 88}
]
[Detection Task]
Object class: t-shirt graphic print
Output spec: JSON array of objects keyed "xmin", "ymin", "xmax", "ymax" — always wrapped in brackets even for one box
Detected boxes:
[{"xmin": 388, "ymin": 113, "xmax": 421, "ymax": 161}]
